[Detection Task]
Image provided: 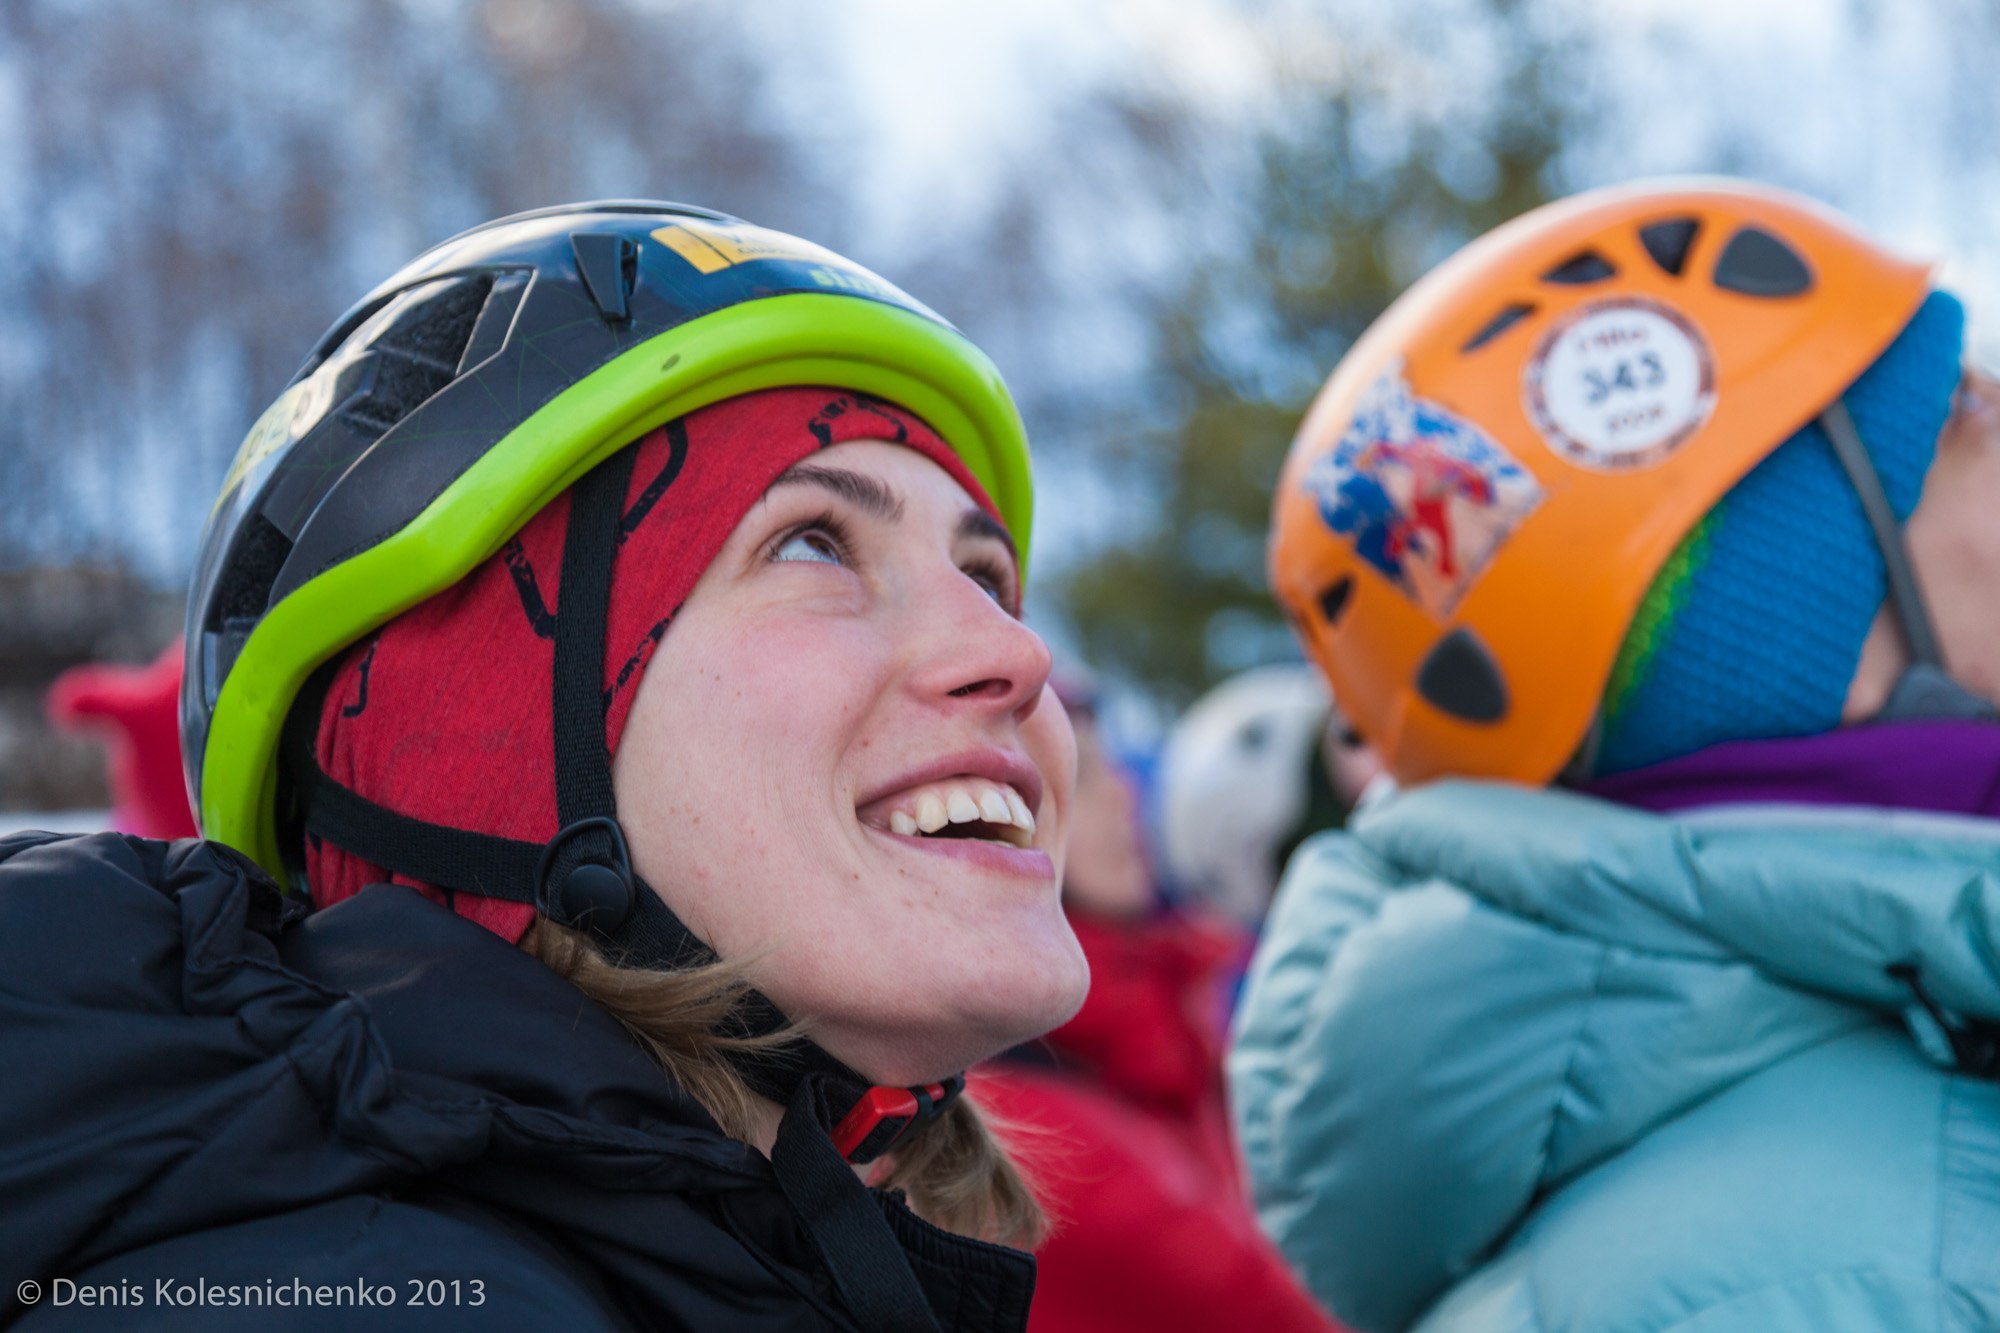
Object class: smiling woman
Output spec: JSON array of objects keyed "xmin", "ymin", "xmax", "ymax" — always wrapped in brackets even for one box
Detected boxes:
[
  {"xmin": 1, "ymin": 204, "xmax": 1082, "ymax": 1333},
  {"xmin": 614, "ymin": 440, "xmax": 1081, "ymax": 1091}
]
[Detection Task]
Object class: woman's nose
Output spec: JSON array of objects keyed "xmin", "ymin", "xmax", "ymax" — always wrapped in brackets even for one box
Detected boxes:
[{"xmin": 909, "ymin": 570, "xmax": 1052, "ymax": 722}]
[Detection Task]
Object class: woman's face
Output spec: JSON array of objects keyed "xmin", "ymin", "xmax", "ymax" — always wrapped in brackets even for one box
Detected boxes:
[
  {"xmin": 612, "ymin": 440, "xmax": 1088, "ymax": 1086},
  {"xmin": 1907, "ymin": 370, "xmax": 2000, "ymax": 699},
  {"xmin": 1848, "ymin": 368, "xmax": 2000, "ymax": 715}
]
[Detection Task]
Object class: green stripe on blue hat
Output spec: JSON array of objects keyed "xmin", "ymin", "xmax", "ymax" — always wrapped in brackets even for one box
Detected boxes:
[{"xmin": 1597, "ymin": 289, "xmax": 1965, "ymax": 775}]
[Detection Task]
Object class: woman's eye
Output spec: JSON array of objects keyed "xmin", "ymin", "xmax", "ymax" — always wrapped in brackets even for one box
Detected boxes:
[
  {"xmin": 773, "ymin": 529, "xmax": 846, "ymax": 567},
  {"xmin": 965, "ymin": 562, "xmax": 1019, "ymax": 613}
]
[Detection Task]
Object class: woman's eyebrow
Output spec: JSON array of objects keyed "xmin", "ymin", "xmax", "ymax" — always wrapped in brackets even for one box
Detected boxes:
[
  {"xmin": 957, "ymin": 508, "xmax": 1018, "ymax": 565},
  {"xmin": 767, "ymin": 463, "xmax": 905, "ymax": 522}
]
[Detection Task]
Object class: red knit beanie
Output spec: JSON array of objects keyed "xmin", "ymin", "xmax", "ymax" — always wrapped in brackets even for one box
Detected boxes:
[{"xmin": 307, "ymin": 386, "xmax": 998, "ymax": 941}]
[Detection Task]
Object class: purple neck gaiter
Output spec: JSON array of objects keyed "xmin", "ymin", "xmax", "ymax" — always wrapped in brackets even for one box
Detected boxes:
[{"xmin": 1588, "ymin": 721, "xmax": 2000, "ymax": 821}]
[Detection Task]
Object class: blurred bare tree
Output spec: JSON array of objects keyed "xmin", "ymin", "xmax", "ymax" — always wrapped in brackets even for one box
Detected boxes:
[
  {"xmin": 0, "ymin": 0, "xmax": 839, "ymax": 812},
  {"xmin": 0, "ymin": 0, "xmax": 829, "ymax": 578},
  {"xmin": 1052, "ymin": 0, "xmax": 1594, "ymax": 705}
]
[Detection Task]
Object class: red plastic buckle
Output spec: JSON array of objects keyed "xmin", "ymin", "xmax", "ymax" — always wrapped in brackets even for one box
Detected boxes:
[{"xmin": 831, "ymin": 1082, "xmax": 948, "ymax": 1164}]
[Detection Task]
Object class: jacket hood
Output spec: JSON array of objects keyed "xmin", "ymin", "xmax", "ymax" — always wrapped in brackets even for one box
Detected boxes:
[
  {"xmin": 1356, "ymin": 781, "xmax": 2000, "ymax": 1021},
  {"xmin": 0, "ymin": 830, "xmax": 768, "ymax": 1305}
]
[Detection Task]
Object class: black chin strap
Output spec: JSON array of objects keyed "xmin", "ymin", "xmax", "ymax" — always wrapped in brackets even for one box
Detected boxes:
[
  {"xmin": 773, "ymin": 1075, "xmax": 949, "ymax": 1331},
  {"xmin": 287, "ymin": 442, "xmax": 960, "ymax": 1332}
]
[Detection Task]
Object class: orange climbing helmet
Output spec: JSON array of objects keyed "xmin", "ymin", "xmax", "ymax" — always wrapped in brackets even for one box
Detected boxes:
[{"xmin": 1269, "ymin": 177, "xmax": 1937, "ymax": 786}]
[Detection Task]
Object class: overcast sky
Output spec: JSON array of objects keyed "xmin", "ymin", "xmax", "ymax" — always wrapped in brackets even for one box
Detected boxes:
[{"xmin": 794, "ymin": 0, "xmax": 1996, "ymax": 349}]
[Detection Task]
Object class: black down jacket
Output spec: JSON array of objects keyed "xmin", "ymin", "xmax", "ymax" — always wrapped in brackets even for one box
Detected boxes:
[{"xmin": 0, "ymin": 832, "xmax": 1035, "ymax": 1331}]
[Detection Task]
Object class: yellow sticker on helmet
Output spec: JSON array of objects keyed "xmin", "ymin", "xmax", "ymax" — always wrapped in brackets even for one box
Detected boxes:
[{"xmin": 652, "ymin": 220, "xmax": 848, "ymax": 276}]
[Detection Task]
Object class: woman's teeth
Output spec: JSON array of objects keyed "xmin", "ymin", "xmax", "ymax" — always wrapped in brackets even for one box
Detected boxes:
[{"xmin": 883, "ymin": 781, "xmax": 1037, "ymax": 847}]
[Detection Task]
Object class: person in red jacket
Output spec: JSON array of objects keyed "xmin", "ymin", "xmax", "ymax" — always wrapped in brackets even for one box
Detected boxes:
[
  {"xmin": 977, "ymin": 676, "xmax": 1343, "ymax": 1333},
  {"xmin": 45, "ymin": 641, "xmax": 197, "ymax": 838}
]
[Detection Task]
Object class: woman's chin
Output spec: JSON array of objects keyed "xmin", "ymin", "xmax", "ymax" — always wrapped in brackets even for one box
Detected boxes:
[
  {"xmin": 832, "ymin": 958, "xmax": 1090, "ymax": 1086},
  {"xmin": 949, "ymin": 950, "xmax": 1092, "ymax": 1065}
]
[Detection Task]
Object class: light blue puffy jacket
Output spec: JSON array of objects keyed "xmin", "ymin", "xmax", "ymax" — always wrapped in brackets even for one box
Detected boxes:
[{"xmin": 1229, "ymin": 781, "xmax": 2000, "ymax": 1332}]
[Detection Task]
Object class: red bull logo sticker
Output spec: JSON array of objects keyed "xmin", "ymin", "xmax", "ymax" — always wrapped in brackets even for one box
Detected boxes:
[
  {"xmin": 1305, "ymin": 365, "xmax": 1544, "ymax": 619},
  {"xmin": 1523, "ymin": 297, "xmax": 1716, "ymax": 469}
]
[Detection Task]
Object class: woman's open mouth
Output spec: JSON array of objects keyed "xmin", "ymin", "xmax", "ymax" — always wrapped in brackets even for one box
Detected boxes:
[
  {"xmin": 864, "ymin": 777, "xmax": 1038, "ymax": 849},
  {"xmin": 853, "ymin": 749, "xmax": 1053, "ymax": 876}
]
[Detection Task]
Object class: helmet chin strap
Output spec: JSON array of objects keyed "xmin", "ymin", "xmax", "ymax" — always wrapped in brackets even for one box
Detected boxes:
[{"xmin": 1816, "ymin": 401, "xmax": 1999, "ymax": 724}]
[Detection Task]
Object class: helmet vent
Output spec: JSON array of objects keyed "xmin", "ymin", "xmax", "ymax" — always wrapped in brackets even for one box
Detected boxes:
[
  {"xmin": 1416, "ymin": 627, "xmax": 1508, "ymax": 723},
  {"xmin": 1461, "ymin": 302, "xmax": 1537, "ymax": 353},
  {"xmin": 1638, "ymin": 217, "xmax": 1700, "ymax": 276},
  {"xmin": 1318, "ymin": 575, "xmax": 1355, "ymax": 626},
  {"xmin": 1542, "ymin": 250, "xmax": 1617, "ymax": 285},
  {"xmin": 1713, "ymin": 226, "xmax": 1813, "ymax": 297},
  {"xmin": 572, "ymin": 232, "xmax": 639, "ymax": 325},
  {"xmin": 335, "ymin": 276, "xmax": 494, "ymax": 436},
  {"xmin": 212, "ymin": 512, "xmax": 295, "ymax": 632},
  {"xmin": 257, "ymin": 275, "xmax": 497, "ymax": 548}
]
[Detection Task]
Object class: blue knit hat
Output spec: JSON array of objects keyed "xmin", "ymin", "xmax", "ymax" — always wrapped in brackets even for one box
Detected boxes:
[{"xmin": 1596, "ymin": 290, "xmax": 1966, "ymax": 774}]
